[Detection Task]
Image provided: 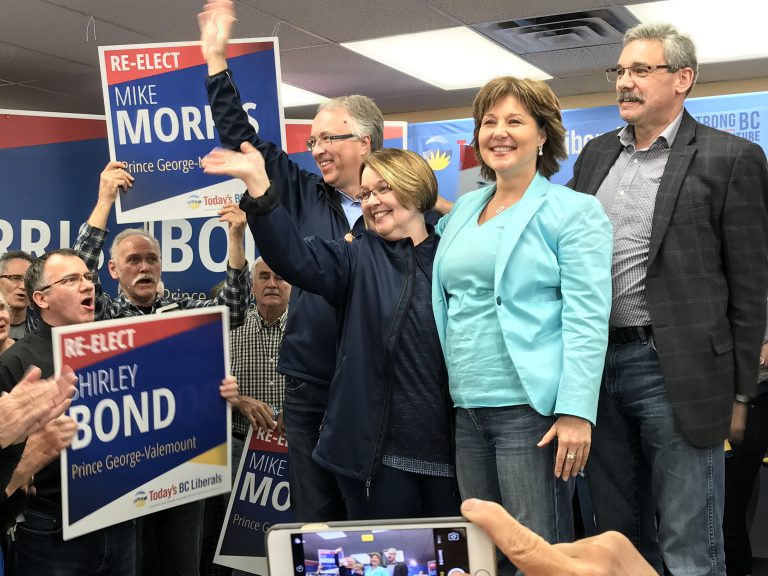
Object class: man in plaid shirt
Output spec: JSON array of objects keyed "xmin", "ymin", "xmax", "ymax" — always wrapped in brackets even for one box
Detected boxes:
[
  {"xmin": 73, "ymin": 161, "xmax": 251, "ymax": 576},
  {"xmin": 229, "ymin": 257, "xmax": 290, "ymax": 454},
  {"xmin": 74, "ymin": 161, "xmax": 250, "ymax": 325}
]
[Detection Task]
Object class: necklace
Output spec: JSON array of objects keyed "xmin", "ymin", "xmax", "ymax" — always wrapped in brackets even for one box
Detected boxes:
[{"xmin": 494, "ymin": 205, "xmax": 507, "ymax": 215}]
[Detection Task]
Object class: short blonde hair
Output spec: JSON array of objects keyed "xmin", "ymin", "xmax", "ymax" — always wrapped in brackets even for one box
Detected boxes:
[
  {"xmin": 362, "ymin": 148, "xmax": 437, "ymax": 212},
  {"xmin": 472, "ymin": 76, "xmax": 567, "ymax": 181}
]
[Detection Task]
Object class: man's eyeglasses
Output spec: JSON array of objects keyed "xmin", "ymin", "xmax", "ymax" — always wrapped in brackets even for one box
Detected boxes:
[
  {"xmin": 306, "ymin": 133, "xmax": 355, "ymax": 152},
  {"xmin": 356, "ymin": 184, "xmax": 393, "ymax": 203},
  {"xmin": 0, "ymin": 274, "xmax": 25, "ymax": 285},
  {"xmin": 605, "ymin": 64, "xmax": 673, "ymax": 82},
  {"xmin": 38, "ymin": 272, "xmax": 95, "ymax": 292}
]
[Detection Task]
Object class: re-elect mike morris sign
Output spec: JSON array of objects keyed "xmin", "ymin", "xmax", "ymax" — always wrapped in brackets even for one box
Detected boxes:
[{"xmin": 98, "ymin": 39, "xmax": 285, "ymax": 223}]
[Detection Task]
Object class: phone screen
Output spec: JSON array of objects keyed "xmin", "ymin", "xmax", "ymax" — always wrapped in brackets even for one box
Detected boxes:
[{"xmin": 289, "ymin": 526, "xmax": 470, "ymax": 576}]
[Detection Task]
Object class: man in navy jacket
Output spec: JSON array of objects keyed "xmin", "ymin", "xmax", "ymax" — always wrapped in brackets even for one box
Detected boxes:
[{"xmin": 199, "ymin": 0, "xmax": 381, "ymax": 522}]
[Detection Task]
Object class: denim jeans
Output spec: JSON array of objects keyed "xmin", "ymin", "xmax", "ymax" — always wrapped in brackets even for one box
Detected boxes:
[
  {"xmin": 283, "ymin": 377, "xmax": 346, "ymax": 522},
  {"xmin": 137, "ymin": 500, "xmax": 204, "ymax": 576},
  {"xmin": 588, "ymin": 338, "xmax": 725, "ymax": 575},
  {"xmin": 455, "ymin": 406, "xmax": 574, "ymax": 576},
  {"xmin": 14, "ymin": 503, "xmax": 135, "ymax": 576}
]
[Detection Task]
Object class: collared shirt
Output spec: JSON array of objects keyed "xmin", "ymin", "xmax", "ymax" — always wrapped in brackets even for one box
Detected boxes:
[
  {"xmin": 337, "ymin": 190, "xmax": 363, "ymax": 230},
  {"xmin": 9, "ymin": 323, "xmax": 27, "ymax": 340},
  {"xmin": 229, "ymin": 307, "xmax": 288, "ymax": 436},
  {"xmin": 596, "ymin": 110, "xmax": 684, "ymax": 327},
  {"xmin": 73, "ymin": 223, "xmax": 250, "ymax": 327}
]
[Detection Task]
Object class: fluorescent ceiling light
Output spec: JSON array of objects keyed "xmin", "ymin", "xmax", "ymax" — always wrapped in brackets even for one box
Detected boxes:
[
  {"xmin": 627, "ymin": 0, "xmax": 768, "ymax": 63},
  {"xmin": 342, "ymin": 27, "xmax": 551, "ymax": 90},
  {"xmin": 315, "ymin": 531, "xmax": 347, "ymax": 540},
  {"xmin": 281, "ymin": 83, "xmax": 329, "ymax": 108}
]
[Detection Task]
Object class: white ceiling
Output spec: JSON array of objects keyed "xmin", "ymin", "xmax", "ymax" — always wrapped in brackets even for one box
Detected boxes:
[{"xmin": 2, "ymin": 0, "xmax": 767, "ymax": 119}]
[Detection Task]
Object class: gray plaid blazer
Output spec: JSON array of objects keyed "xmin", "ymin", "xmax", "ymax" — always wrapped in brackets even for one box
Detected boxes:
[{"xmin": 568, "ymin": 109, "xmax": 768, "ymax": 447}]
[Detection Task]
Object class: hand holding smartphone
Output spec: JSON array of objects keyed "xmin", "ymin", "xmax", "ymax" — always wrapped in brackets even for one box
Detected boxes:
[{"xmin": 266, "ymin": 518, "xmax": 496, "ymax": 576}]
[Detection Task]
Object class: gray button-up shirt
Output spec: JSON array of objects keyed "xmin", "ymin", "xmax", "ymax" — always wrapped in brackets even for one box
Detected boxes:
[{"xmin": 596, "ymin": 110, "xmax": 684, "ymax": 327}]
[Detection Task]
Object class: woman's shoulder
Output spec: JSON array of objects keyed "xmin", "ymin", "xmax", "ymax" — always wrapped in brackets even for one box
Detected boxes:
[{"xmin": 544, "ymin": 181, "xmax": 603, "ymax": 212}]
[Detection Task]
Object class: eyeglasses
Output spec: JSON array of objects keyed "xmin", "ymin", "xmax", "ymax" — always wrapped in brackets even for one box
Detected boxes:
[
  {"xmin": 605, "ymin": 64, "xmax": 673, "ymax": 82},
  {"xmin": 306, "ymin": 133, "xmax": 355, "ymax": 152},
  {"xmin": 38, "ymin": 272, "xmax": 95, "ymax": 292},
  {"xmin": 0, "ymin": 274, "xmax": 24, "ymax": 285},
  {"xmin": 356, "ymin": 184, "xmax": 393, "ymax": 203}
]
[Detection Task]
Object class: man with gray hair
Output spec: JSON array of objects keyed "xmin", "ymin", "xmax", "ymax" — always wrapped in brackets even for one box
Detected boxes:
[
  {"xmin": 199, "ymin": 0, "xmax": 450, "ymax": 522},
  {"xmin": 229, "ymin": 256, "xmax": 291, "ymax": 446},
  {"xmin": 569, "ymin": 22, "xmax": 768, "ymax": 574},
  {"xmin": 0, "ymin": 250, "xmax": 34, "ymax": 339},
  {"xmin": 74, "ymin": 161, "xmax": 250, "ymax": 324},
  {"xmin": 383, "ymin": 548, "xmax": 407, "ymax": 576},
  {"xmin": 72, "ymin": 160, "xmax": 251, "ymax": 576}
]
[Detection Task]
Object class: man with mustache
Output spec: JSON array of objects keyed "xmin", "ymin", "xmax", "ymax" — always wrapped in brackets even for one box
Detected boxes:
[
  {"xmin": 72, "ymin": 161, "xmax": 250, "ymax": 576},
  {"xmin": 74, "ymin": 161, "xmax": 249, "ymax": 325},
  {"xmin": 568, "ymin": 22, "xmax": 768, "ymax": 574}
]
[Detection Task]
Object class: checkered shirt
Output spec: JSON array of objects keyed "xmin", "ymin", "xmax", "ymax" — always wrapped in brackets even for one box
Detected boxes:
[
  {"xmin": 229, "ymin": 307, "xmax": 288, "ymax": 436},
  {"xmin": 73, "ymin": 223, "xmax": 250, "ymax": 327}
]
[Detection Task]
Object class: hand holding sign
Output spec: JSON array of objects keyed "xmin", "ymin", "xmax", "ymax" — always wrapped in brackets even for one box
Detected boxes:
[{"xmin": 233, "ymin": 396, "xmax": 276, "ymax": 432}]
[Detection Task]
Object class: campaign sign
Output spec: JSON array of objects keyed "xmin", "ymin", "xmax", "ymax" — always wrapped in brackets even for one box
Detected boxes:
[
  {"xmin": 52, "ymin": 308, "xmax": 232, "ymax": 540},
  {"xmin": 214, "ymin": 426, "xmax": 293, "ymax": 574},
  {"xmin": 98, "ymin": 39, "xmax": 285, "ymax": 223}
]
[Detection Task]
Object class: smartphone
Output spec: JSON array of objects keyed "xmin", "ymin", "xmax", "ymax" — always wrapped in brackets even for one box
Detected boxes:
[{"xmin": 266, "ymin": 517, "xmax": 496, "ymax": 576}]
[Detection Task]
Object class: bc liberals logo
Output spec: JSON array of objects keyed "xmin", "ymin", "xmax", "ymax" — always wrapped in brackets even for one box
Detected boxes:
[
  {"xmin": 187, "ymin": 195, "xmax": 202, "ymax": 209},
  {"xmin": 133, "ymin": 490, "xmax": 148, "ymax": 508},
  {"xmin": 421, "ymin": 135, "xmax": 451, "ymax": 171}
]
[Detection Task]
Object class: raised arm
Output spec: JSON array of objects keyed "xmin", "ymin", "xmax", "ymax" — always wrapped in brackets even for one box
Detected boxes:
[
  {"xmin": 198, "ymin": 0, "xmax": 235, "ymax": 77},
  {"xmin": 203, "ymin": 143, "xmax": 354, "ymax": 303},
  {"xmin": 87, "ymin": 161, "xmax": 134, "ymax": 230}
]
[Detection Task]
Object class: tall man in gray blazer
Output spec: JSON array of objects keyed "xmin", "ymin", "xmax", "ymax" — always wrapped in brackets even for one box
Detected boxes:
[{"xmin": 568, "ymin": 22, "xmax": 768, "ymax": 575}]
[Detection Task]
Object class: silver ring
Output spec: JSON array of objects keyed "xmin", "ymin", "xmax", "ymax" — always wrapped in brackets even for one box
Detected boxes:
[{"xmin": 566, "ymin": 452, "xmax": 577, "ymax": 461}]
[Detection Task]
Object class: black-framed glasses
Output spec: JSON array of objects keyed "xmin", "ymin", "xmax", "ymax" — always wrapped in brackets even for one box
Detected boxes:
[
  {"xmin": 38, "ymin": 272, "xmax": 95, "ymax": 292},
  {"xmin": 305, "ymin": 133, "xmax": 355, "ymax": 152},
  {"xmin": 605, "ymin": 64, "xmax": 673, "ymax": 82},
  {"xmin": 356, "ymin": 184, "xmax": 393, "ymax": 203},
  {"xmin": 0, "ymin": 274, "xmax": 24, "ymax": 285}
]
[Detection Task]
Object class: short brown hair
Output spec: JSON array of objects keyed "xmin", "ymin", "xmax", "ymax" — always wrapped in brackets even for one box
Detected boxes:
[
  {"xmin": 25, "ymin": 249, "xmax": 80, "ymax": 312},
  {"xmin": 471, "ymin": 76, "xmax": 567, "ymax": 181},
  {"xmin": 362, "ymin": 148, "xmax": 437, "ymax": 213}
]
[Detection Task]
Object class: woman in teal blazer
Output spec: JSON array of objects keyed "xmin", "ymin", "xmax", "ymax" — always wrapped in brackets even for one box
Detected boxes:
[{"xmin": 431, "ymin": 77, "xmax": 612, "ymax": 565}]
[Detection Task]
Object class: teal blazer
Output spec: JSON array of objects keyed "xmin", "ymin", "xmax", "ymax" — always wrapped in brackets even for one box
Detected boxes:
[{"xmin": 432, "ymin": 173, "xmax": 612, "ymax": 424}]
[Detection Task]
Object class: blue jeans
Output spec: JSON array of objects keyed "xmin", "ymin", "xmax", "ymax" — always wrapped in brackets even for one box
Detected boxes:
[
  {"xmin": 137, "ymin": 500, "xmax": 204, "ymax": 576},
  {"xmin": 283, "ymin": 377, "xmax": 346, "ymax": 522},
  {"xmin": 588, "ymin": 338, "xmax": 725, "ymax": 575},
  {"xmin": 455, "ymin": 406, "xmax": 574, "ymax": 576},
  {"xmin": 14, "ymin": 502, "xmax": 135, "ymax": 576}
]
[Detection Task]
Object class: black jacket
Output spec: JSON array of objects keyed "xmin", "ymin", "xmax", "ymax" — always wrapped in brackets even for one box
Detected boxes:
[
  {"xmin": 208, "ymin": 69, "xmax": 364, "ymax": 386},
  {"xmin": 240, "ymin": 188, "xmax": 451, "ymax": 483}
]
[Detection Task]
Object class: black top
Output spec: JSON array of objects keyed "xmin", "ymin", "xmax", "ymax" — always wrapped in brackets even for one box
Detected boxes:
[
  {"xmin": 0, "ymin": 322, "xmax": 61, "ymax": 514},
  {"xmin": 386, "ymin": 234, "xmax": 452, "ymax": 469}
]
